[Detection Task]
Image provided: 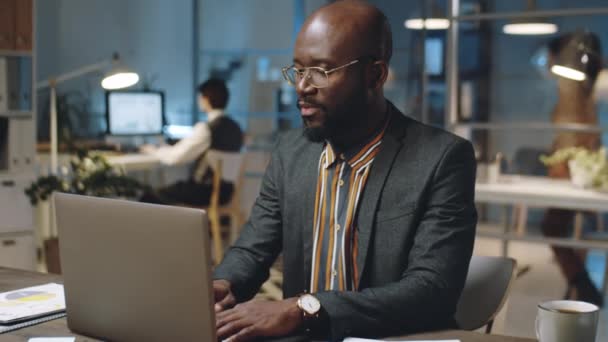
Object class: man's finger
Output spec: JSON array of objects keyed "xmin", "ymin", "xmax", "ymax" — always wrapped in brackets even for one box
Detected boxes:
[
  {"xmin": 217, "ymin": 317, "xmax": 251, "ymax": 340},
  {"xmin": 216, "ymin": 293, "xmax": 236, "ymax": 312},
  {"xmin": 229, "ymin": 325, "xmax": 257, "ymax": 342},
  {"xmin": 216, "ymin": 309, "xmax": 242, "ymax": 329}
]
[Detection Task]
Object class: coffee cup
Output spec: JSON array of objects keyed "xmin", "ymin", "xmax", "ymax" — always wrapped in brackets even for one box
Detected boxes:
[{"xmin": 536, "ymin": 300, "xmax": 599, "ymax": 342}]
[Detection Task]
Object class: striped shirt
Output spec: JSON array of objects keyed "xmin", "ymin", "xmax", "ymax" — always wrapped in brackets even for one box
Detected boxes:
[{"xmin": 310, "ymin": 123, "xmax": 388, "ymax": 292}]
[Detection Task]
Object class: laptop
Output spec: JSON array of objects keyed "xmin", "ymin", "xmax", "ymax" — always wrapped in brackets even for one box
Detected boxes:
[{"xmin": 53, "ymin": 193, "xmax": 216, "ymax": 342}]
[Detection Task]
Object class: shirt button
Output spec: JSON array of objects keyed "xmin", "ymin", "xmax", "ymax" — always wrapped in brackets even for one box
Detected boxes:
[
  {"xmin": 332, "ymin": 270, "xmax": 337, "ymax": 277},
  {"xmin": 338, "ymin": 179, "xmax": 344, "ymax": 187},
  {"xmin": 336, "ymin": 224, "xmax": 341, "ymax": 231},
  {"xmin": 339, "ymin": 153, "xmax": 346, "ymax": 160}
]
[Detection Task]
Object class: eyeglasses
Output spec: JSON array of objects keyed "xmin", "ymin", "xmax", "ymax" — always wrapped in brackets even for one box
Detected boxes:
[{"xmin": 281, "ymin": 59, "xmax": 360, "ymax": 88}]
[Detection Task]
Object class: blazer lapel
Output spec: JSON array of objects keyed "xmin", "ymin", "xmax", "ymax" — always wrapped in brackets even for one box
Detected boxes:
[
  {"xmin": 355, "ymin": 107, "xmax": 407, "ymax": 284},
  {"xmin": 300, "ymin": 142, "xmax": 324, "ymax": 292}
]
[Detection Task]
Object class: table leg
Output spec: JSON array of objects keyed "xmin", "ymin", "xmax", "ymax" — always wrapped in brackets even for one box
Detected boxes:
[
  {"xmin": 574, "ymin": 211, "xmax": 584, "ymax": 240},
  {"xmin": 501, "ymin": 205, "xmax": 509, "ymax": 257}
]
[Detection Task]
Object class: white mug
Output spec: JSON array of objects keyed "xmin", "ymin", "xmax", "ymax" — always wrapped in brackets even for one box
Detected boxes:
[{"xmin": 536, "ymin": 300, "xmax": 599, "ymax": 342}]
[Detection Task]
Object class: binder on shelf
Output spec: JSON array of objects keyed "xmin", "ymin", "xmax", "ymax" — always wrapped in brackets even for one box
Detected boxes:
[
  {"xmin": 17, "ymin": 57, "xmax": 31, "ymax": 111},
  {"xmin": 0, "ymin": 57, "xmax": 7, "ymax": 113},
  {"xmin": 6, "ymin": 57, "xmax": 20, "ymax": 111}
]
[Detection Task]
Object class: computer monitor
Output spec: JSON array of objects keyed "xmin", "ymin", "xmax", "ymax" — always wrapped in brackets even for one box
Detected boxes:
[{"xmin": 105, "ymin": 91, "xmax": 165, "ymax": 136}]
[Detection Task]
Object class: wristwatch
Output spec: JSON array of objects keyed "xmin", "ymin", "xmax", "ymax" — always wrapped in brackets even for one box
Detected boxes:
[{"xmin": 297, "ymin": 293, "xmax": 321, "ymax": 319}]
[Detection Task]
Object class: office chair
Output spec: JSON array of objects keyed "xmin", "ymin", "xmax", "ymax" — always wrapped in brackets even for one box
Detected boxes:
[{"xmin": 455, "ymin": 255, "xmax": 517, "ymax": 333}]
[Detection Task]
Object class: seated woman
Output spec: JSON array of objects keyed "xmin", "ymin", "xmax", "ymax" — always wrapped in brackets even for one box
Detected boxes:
[{"xmin": 140, "ymin": 78, "xmax": 243, "ymax": 206}]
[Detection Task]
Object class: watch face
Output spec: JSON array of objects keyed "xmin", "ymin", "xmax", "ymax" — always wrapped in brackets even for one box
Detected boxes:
[{"xmin": 300, "ymin": 294, "xmax": 321, "ymax": 315}]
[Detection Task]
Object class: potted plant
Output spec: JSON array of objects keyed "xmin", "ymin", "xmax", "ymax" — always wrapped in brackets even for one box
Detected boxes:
[
  {"xmin": 540, "ymin": 147, "xmax": 608, "ymax": 190},
  {"xmin": 25, "ymin": 148, "xmax": 149, "ymax": 273}
]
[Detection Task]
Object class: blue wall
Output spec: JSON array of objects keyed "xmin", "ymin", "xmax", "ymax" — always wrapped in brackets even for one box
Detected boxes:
[{"xmin": 36, "ymin": 0, "xmax": 194, "ymax": 137}]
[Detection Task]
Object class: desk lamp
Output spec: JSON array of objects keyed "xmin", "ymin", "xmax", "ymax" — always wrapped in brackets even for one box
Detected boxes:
[{"xmin": 36, "ymin": 53, "xmax": 139, "ymax": 174}]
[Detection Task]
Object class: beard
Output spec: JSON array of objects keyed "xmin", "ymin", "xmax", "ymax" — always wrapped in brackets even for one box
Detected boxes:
[
  {"xmin": 302, "ymin": 112, "xmax": 338, "ymax": 142},
  {"xmin": 300, "ymin": 91, "xmax": 368, "ymax": 143}
]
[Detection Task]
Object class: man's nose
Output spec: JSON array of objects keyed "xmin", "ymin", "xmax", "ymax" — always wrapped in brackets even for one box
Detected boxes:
[{"xmin": 296, "ymin": 72, "xmax": 317, "ymax": 97}]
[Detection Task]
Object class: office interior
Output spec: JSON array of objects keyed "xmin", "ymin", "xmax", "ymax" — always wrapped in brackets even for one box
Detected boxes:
[{"xmin": 3, "ymin": 0, "xmax": 608, "ymax": 340}]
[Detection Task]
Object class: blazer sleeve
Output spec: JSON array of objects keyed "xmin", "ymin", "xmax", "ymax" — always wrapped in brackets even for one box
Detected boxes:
[
  {"xmin": 213, "ymin": 135, "xmax": 284, "ymax": 302},
  {"xmin": 314, "ymin": 139, "xmax": 477, "ymax": 340}
]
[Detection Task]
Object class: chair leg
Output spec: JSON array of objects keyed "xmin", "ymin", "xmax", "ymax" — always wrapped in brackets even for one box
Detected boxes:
[
  {"xmin": 485, "ymin": 320, "xmax": 494, "ymax": 334},
  {"xmin": 209, "ymin": 210, "xmax": 223, "ymax": 264}
]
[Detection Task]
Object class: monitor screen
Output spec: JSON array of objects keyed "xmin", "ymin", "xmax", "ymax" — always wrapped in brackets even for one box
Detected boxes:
[{"xmin": 106, "ymin": 91, "xmax": 164, "ymax": 135}]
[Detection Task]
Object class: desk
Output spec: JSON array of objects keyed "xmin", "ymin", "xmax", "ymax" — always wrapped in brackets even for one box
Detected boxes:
[
  {"xmin": 1, "ymin": 268, "xmax": 535, "ymax": 342},
  {"xmin": 475, "ymin": 175, "xmax": 608, "ymax": 251},
  {"xmin": 476, "ymin": 175, "xmax": 608, "ymax": 212},
  {"xmin": 476, "ymin": 175, "xmax": 608, "ymax": 295},
  {"xmin": 36, "ymin": 152, "xmax": 163, "ymax": 173},
  {"xmin": 36, "ymin": 152, "xmax": 172, "ymax": 187}
]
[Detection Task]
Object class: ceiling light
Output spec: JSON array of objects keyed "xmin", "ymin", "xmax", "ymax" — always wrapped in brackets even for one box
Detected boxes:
[
  {"xmin": 503, "ymin": 22, "xmax": 557, "ymax": 35},
  {"xmin": 404, "ymin": 18, "xmax": 450, "ymax": 30},
  {"xmin": 502, "ymin": 0, "xmax": 558, "ymax": 36}
]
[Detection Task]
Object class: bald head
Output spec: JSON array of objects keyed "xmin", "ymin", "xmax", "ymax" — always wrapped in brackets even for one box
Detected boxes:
[
  {"xmin": 298, "ymin": 0, "xmax": 392, "ymax": 64},
  {"xmin": 293, "ymin": 0, "xmax": 391, "ymax": 146}
]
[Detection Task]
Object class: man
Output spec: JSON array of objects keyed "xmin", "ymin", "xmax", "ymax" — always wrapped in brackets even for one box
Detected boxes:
[
  {"xmin": 140, "ymin": 78, "xmax": 244, "ymax": 206},
  {"xmin": 213, "ymin": 1, "xmax": 477, "ymax": 341}
]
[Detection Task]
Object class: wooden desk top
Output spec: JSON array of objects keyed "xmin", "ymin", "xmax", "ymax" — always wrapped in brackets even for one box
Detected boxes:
[{"xmin": 0, "ymin": 268, "xmax": 535, "ymax": 342}]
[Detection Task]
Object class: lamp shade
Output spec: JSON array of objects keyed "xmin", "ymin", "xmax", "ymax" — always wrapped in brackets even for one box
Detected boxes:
[
  {"xmin": 100, "ymin": 53, "xmax": 139, "ymax": 90},
  {"xmin": 550, "ymin": 31, "xmax": 602, "ymax": 83},
  {"xmin": 550, "ymin": 65, "xmax": 586, "ymax": 81},
  {"xmin": 101, "ymin": 71, "xmax": 139, "ymax": 90}
]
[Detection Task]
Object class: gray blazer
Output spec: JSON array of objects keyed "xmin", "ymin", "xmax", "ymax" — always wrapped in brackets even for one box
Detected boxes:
[{"xmin": 214, "ymin": 101, "xmax": 477, "ymax": 340}]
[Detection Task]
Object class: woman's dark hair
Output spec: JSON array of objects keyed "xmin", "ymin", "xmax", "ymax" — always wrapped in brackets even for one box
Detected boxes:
[{"xmin": 198, "ymin": 78, "xmax": 229, "ymax": 109}]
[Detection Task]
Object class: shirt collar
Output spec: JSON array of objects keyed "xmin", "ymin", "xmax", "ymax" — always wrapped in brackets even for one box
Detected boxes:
[
  {"xmin": 207, "ymin": 109, "xmax": 224, "ymax": 122},
  {"xmin": 324, "ymin": 116, "xmax": 390, "ymax": 169}
]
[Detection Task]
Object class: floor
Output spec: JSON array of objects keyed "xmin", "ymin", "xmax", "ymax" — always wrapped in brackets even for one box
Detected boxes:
[{"xmin": 474, "ymin": 236, "xmax": 607, "ymax": 340}]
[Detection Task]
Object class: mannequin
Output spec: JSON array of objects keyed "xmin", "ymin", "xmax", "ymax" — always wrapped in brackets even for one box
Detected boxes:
[{"xmin": 542, "ymin": 31, "xmax": 603, "ymax": 306}]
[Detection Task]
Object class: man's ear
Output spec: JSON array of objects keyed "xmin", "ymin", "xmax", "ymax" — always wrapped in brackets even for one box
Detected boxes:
[{"xmin": 370, "ymin": 61, "xmax": 389, "ymax": 90}]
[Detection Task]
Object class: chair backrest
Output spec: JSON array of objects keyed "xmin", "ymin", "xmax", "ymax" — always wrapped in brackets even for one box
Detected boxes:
[
  {"xmin": 455, "ymin": 255, "xmax": 517, "ymax": 331},
  {"xmin": 206, "ymin": 150, "xmax": 243, "ymax": 184},
  {"xmin": 511, "ymin": 147, "xmax": 548, "ymax": 176}
]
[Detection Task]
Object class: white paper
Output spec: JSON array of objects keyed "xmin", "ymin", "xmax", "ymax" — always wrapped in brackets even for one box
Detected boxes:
[
  {"xmin": 0, "ymin": 283, "xmax": 65, "ymax": 322},
  {"xmin": 28, "ymin": 338, "xmax": 75, "ymax": 342},
  {"xmin": 344, "ymin": 338, "xmax": 460, "ymax": 342}
]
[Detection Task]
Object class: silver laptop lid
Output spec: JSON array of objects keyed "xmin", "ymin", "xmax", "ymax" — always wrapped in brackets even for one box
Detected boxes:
[{"xmin": 54, "ymin": 193, "xmax": 215, "ymax": 342}]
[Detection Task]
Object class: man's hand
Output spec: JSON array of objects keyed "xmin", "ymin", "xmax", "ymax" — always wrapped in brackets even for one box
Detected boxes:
[
  {"xmin": 216, "ymin": 298, "xmax": 302, "ymax": 341},
  {"xmin": 213, "ymin": 280, "xmax": 236, "ymax": 313}
]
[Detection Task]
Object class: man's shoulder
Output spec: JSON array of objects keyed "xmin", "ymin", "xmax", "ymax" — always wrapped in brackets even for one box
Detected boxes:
[
  {"xmin": 276, "ymin": 128, "xmax": 307, "ymax": 145},
  {"xmin": 271, "ymin": 128, "xmax": 322, "ymax": 163},
  {"xmin": 395, "ymin": 112, "xmax": 472, "ymax": 152}
]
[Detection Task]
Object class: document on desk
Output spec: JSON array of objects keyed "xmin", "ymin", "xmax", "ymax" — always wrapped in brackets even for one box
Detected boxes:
[
  {"xmin": 344, "ymin": 338, "xmax": 460, "ymax": 342},
  {"xmin": 0, "ymin": 283, "xmax": 65, "ymax": 324}
]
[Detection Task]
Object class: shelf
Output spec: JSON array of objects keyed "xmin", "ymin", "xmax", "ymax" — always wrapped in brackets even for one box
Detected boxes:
[
  {"xmin": 0, "ymin": 111, "xmax": 33, "ymax": 118},
  {"xmin": 452, "ymin": 122, "xmax": 608, "ymax": 133},
  {"xmin": 0, "ymin": 50, "xmax": 33, "ymax": 57}
]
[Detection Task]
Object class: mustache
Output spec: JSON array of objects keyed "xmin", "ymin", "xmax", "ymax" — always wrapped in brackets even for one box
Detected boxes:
[{"xmin": 297, "ymin": 99, "xmax": 324, "ymax": 110}]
